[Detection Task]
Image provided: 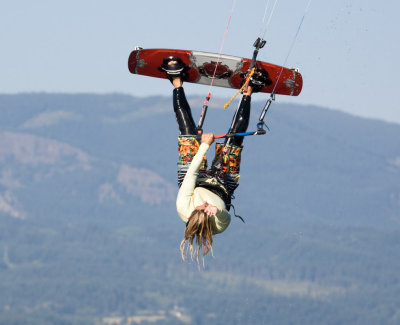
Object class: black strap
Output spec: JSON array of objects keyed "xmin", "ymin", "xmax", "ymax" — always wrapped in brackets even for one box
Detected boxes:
[{"xmin": 196, "ymin": 180, "xmax": 231, "ymax": 209}]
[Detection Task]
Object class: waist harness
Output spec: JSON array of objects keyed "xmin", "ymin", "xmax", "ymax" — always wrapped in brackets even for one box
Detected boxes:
[{"xmin": 196, "ymin": 176, "xmax": 231, "ymax": 209}]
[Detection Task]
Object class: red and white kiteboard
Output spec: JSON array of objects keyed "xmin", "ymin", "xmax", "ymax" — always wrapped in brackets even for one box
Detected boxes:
[{"xmin": 128, "ymin": 47, "xmax": 302, "ymax": 96}]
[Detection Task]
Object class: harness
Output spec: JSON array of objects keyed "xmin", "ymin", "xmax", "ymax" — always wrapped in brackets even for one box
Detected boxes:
[
  {"xmin": 196, "ymin": 175, "xmax": 231, "ymax": 209},
  {"xmin": 196, "ymin": 174, "xmax": 245, "ymax": 223}
]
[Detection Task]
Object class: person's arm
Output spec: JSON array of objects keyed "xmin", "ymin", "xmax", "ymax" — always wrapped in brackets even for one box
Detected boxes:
[
  {"xmin": 176, "ymin": 142, "xmax": 209, "ymax": 220},
  {"xmin": 176, "ymin": 134, "xmax": 214, "ymax": 220}
]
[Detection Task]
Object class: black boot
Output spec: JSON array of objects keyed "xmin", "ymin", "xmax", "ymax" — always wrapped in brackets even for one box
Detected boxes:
[
  {"xmin": 241, "ymin": 67, "xmax": 272, "ymax": 92},
  {"xmin": 159, "ymin": 56, "xmax": 188, "ymax": 82},
  {"xmin": 173, "ymin": 87, "xmax": 197, "ymax": 135}
]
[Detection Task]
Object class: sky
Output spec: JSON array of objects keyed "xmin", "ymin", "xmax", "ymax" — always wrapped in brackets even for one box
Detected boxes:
[{"xmin": 1, "ymin": 0, "xmax": 399, "ymax": 125}]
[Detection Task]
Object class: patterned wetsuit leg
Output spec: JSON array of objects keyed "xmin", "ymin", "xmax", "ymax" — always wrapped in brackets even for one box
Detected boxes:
[
  {"xmin": 208, "ymin": 95, "xmax": 250, "ymax": 195},
  {"xmin": 174, "ymin": 87, "xmax": 207, "ymax": 187}
]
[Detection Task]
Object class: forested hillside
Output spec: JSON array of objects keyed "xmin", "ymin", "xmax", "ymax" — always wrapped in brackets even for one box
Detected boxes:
[{"xmin": 0, "ymin": 93, "xmax": 399, "ymax": 324}]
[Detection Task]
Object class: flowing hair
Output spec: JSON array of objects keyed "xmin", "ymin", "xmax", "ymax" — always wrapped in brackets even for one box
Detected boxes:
[{"xmin": 180, "ymin": 209, "xmax": 213, "ymax": 266}]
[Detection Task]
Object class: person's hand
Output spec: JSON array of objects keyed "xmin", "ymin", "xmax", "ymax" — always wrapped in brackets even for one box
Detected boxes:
[
  {"xmin": 201, "ymin": 133, "xmax": 214, "ymax": 145},
  {"xmin": 204, "ymin": 204, "xmax": 218, "ymax": 217}
]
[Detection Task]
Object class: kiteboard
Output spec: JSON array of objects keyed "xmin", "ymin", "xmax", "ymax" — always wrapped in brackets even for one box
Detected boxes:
[{"xmin": 128, "ymin": 47, "xmax": 302, "ymax": 96}]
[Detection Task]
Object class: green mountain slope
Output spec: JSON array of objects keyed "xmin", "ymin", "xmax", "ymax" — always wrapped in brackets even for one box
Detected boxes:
[{"xmin": 0, "ymin": 93, "xmax": 399, "ymax": 324}]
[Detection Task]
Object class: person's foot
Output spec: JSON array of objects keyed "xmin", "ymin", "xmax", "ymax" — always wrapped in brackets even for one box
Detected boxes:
[
  {"xmin": 168, "ymin": 60, "xmax": 183, "ymax": 88},
  {"xmin": 248, "ymin": 67, "xmax": 272, "ymax": 92},
  {"xmin": 241, "ymin": 67, "xmax": 272, "ymax": 93},
  {"xmin": 159, "ymin": 56, "xmax": 187, "ymax": 87}
]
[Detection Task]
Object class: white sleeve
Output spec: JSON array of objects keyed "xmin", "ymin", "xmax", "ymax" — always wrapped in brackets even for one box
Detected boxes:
[{"xmin": 176, "ymin": 142, "xmax": 210, "ymax": 221}]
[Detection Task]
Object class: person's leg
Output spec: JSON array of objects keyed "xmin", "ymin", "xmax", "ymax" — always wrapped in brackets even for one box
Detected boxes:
[
  {"xmin": 173, "ymin": 83, "xmax": 204, "ymax": 186},
  {"xmin": 161, "ymin": 56, "xmax": 197, "ymax": 136},
  {"xmin": 162, "ymin": 57, "xmax": 206, "ymax": 186},
  {"xmin": 224, "ymin": 94, "xmax": 252, "ymax": 147},
  {"xmin": 173, "ymin": 86, "xmax": 197, "ymax": 136},
  {"xmin": 225, "ymin": 66, "xmax": 271, "ymax": 146},
  {"xmin": 177, "ymin": 135, "xmax": 207, "ymax": 187},
  {"xmin": 210, "ymin": 85, "xmax": 252, "ymax": 174},
  {"xmin": 160, "ymin": 56, "xmax": 197, "ymax": 136},
  {"xmin": 211, "ymin": 67, "xmax": 271, "ymax": 175},
  {"xmin": 210, "ymin": 78, "xmax": 260, "ymax": 195}
]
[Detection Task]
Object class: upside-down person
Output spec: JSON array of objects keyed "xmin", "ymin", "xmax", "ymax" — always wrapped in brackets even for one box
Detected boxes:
[{"xmin": 160, "ymin": 57, "xmax": 271, "ymax": 265}]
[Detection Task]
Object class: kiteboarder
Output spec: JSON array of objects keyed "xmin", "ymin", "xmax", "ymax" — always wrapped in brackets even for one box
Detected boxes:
[{"xmin": 161, "ymin": 57, "xmax": 271, "ymax": 264}]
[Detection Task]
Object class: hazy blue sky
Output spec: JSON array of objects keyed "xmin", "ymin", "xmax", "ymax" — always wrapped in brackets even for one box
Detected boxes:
[{"xmin": 1, "ymin": 0, "xmax": 399, "ymax": 124}]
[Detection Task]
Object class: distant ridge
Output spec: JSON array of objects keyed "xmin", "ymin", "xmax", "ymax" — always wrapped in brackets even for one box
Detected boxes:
[{"xmin": 0, "ymin": 93, "xmax": 400, "ymax": 324}]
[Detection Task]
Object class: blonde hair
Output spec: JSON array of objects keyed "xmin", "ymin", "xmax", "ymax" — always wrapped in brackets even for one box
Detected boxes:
[{"xmin": 180, "ymin": 209, "xmax": 213, "ymax": 266}]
